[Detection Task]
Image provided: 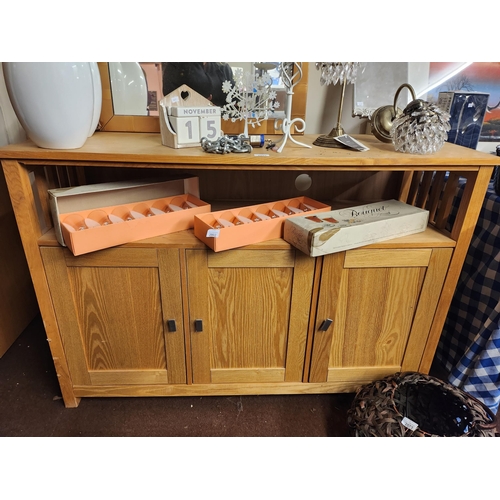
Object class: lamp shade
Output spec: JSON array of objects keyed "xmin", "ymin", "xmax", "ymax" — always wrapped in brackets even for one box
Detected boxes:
[
  {"xmin": 316, "ymin": 62, "xmax": 364, "ymax": 86},
  {"xmin": 390, "ymin": 99, "xmax": 450, "ymax": 154}
]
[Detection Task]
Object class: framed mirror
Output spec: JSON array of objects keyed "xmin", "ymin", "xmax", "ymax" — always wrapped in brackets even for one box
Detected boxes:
[{"xmin": 97, "ymin": 62, "xmax": 308, "ymax": 134}]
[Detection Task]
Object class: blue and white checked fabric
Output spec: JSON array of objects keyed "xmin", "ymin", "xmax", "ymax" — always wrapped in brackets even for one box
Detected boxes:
[{"xmin": 435, "ymin": 180, "xmax": 500, "ymax": 414}]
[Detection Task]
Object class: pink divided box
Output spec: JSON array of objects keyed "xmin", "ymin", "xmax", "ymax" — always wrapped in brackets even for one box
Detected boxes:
[
  {"xmin": 193, "ymin": 196, "xmax": 331, "ymax": 252},
  {"xmin": 60, "ymin": 192, "xmax": 210, "ymax": 256}
]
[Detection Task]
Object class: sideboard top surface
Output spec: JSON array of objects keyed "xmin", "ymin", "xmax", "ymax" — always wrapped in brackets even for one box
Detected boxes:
[
  {"xmin": 0, "ymin": 132, "xmax": 498, "ymax": 169},
  {"xmin": 0, "ymin": 133, "xmax": 498, "ymax": 169}
]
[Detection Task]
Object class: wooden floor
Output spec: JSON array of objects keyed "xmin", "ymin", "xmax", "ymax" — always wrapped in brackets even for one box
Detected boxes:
[
  {"xmin": 0, "ymin": 314, "xmax": 497, "ymax": 437},
  {"xmin": 0, "ymin": 315, "xmax": 355, "ymax": 437}
]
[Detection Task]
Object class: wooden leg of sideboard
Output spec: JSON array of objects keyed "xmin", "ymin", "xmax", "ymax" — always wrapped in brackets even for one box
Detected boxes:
[
  {"xmin": 419, "ymin": 166, "xmax": 494, "ymax": 373},
  {"xmin": 1, "ymin": 160, "xmax": 79, "ymax": 408}
]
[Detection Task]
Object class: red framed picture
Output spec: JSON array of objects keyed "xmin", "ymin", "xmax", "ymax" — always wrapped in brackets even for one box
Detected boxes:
[{"xmin": 427, "ymin": 62, "xmax": 500, "ymax": 142}]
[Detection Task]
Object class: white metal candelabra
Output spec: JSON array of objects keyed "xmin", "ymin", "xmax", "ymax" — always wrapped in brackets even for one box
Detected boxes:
[{"xmin": 273, "ymin": 62, "xmax": 311, "ymax": 153}]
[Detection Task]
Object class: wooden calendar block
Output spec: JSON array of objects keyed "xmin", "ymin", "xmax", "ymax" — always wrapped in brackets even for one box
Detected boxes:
[
  {"xmin": 159, "ymin": 84, "xmax": 222, "ymax": 149},
  {"xmin": 199, "ymin": 115, "xmax": 222, "ymax": 141},
  {"xmin": 169, "ymin": 115, "xmax": 201, "ymax": 144}
]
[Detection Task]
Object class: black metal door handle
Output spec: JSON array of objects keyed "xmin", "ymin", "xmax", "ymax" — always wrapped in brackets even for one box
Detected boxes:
[{"xmin": 319, "ymin": 318, "xmax": 333, "ymax": 331}]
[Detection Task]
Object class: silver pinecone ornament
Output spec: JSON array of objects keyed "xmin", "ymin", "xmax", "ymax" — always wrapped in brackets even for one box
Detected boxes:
[{"xmin": 390, "ymin": 99, "xmax": 451, "ymax": 155}]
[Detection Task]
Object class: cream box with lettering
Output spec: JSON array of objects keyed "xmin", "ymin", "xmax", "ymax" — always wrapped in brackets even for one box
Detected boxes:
[{"xmin": 283, "ymin": 200, "xmax": 429, "ymax": 257}]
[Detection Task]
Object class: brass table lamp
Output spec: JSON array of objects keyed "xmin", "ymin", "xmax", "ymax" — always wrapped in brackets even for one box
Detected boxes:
[
  {"xmin": 313, "ymin": 62, "xmax": 364, "ymax": 148},
  {"xmin": 371, "ymin": 83, "xmax": 417, "ymax": 142},
  {"xmin": 371, "ymin": 83, "xmax": 451, "ymax": 154}
]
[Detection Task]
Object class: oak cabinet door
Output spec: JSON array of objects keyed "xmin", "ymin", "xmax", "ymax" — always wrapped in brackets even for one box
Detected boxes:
[
  {"xmin": 186, "ymin": 248, "xmax": 315, "ymax": 384},
  {"xmin": 40, "ymin": 247, "xmax": 186, "ymax": 386},
  {"xmin": 309, "ymin": 247, "xmax": 452, "ymax": 385}
]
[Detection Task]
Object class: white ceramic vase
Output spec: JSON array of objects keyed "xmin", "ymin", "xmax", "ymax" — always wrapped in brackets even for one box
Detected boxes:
[
  {"xmin": 2, "ymin": 62, "xmax": 102, "ymax": 149},
  {"xmin": 108, "ymin": 62, "xmax": 148, "ymax": 116}
]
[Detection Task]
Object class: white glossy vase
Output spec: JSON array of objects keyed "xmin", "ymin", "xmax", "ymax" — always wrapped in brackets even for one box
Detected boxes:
[
  {"xmin": 108, "ymin": 62, "xmax": 148, "ymax": 116},
  {"xmin": 2, "ymin": 62, "xmax": 102, "ymax": 149}
]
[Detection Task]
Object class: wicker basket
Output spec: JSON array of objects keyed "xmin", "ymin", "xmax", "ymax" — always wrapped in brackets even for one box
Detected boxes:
[{"xmin": 347, "ymin": 372, "xmax": 498, "ymax": 437}]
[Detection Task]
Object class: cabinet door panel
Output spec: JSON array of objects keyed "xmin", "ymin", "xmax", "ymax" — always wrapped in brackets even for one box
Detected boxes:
[
  {"xmin": 309, "ymin": 247, "xmax": 451, "ymax": 385},
  {"xmin": 41, "ymin": 246, "xmax": 186, "ymax": 386},
  {"xmin": 41, "ymin": 247, "xmax": 93, "ymax": 386},
  {"xmin": 208, "ymin": 249, "xmax": 295, "ymax": 268},
  {"xmin": 187, "ymin": 249, "xmax": 314, "ymax": 384},
  {"xmin": 64, "ymin": 247, "xmax": 159, "ymax": 267},
  {"xmin": 69, "ymin": 266, "xmax": 166, "ymax": 372},
  {"xmin": 329, "ymin": 266, "xmax": 422, "ymax": 369},
  {"xmin": 209, "ymin": 266, "xmax": 291, "ymax": 370},
  {"xmin": 402, "ymin": 247, "xmax": 453, "ymax": 370},
  {"xmin": 89, "ymin": 369, "xmax": 168, "ymax": 385},
  {"xmin": 211, "ymin": 367, "xmax": 286, "ymax": 384},
  {"xmin": 157, "ymin": 248, "xmax": 187, "ymax": 384},
  {"xmin": 344, "ymin": 248, "xmax": 431, "ymax": 268}
]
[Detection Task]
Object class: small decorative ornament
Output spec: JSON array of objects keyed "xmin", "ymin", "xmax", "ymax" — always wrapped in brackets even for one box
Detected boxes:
[
  {"xmin": 221, "ymin": 69, "xmax": 279, "ymax": 137},
  {"xmin": 272, "ymin": 62, "xmax": 311, "ymax": 153},
  {"xmin": 159, "ymin": 84, "xmax": 222, "ymax": 149},
  {"xmin": 201, "ymin": 135, "xmax": 252, "ymax": 154},
  {"xmin": 390, "ymin": 98, "xmax": 451, "ymax": 155}
]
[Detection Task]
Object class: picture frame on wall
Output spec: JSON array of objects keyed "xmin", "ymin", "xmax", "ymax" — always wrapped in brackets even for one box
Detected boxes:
[{"xmin": 426, "ymin": 62, "xmax": 500, "ymax": 142}]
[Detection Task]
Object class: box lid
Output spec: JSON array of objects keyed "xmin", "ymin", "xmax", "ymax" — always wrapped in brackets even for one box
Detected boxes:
[{"xmin": 284, "ymin": 199, "xmax": 430, "ymax": 256}]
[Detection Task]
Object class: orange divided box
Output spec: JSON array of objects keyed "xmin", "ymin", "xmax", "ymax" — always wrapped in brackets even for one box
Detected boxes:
[
  {"xmin": 194, "ymin": 196, "xmax": 331, "ymax": 252},
  {"xmin": 49, "ymin": 176, "xmax": 202, "ymax": 246},
  {"xmin": 60, "ymin": 193, "xmax": 210, "ymax": 256}
]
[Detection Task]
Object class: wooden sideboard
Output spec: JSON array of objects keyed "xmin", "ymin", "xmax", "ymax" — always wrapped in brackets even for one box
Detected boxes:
[
  {"xmin": 1, "ymin": 132, "xmax": 497, "ymax": 408},
  {"xmin": 0, "ymin": 169, "xmax": 38, "ymax": 356}
]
